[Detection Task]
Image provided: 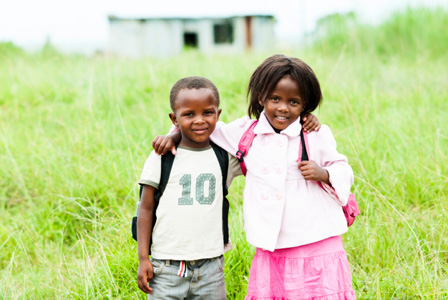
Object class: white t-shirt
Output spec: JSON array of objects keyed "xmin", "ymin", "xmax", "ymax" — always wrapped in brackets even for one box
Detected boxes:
[{"xmin": 139, "ymin": 145, "xmax": 241, "ymax": 260}]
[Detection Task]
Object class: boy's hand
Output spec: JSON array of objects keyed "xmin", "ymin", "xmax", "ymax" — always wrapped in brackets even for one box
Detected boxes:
[
  {"xmin": 298, "ymin": 160, "xmax": 330, "ymax": 184},
  {"xmin": 137, "ymin": 259, "xmax": 154, "ymax": 294},
  {"xmin": 152, "ymin": 135, "xmax": 176, "ymax": 155},
  {"xmin": 302, "ymin": 113, "xmax": 321, "ymax": 133}
]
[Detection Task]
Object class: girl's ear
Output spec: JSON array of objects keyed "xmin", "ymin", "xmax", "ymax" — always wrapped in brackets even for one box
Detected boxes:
[
  {"xmin": 258, "ymin": 94, "xmax": 264, "ymax": 107},
  {"xmin": 169, "ymin": 112, "xmax": 178, "ymax": 126}
]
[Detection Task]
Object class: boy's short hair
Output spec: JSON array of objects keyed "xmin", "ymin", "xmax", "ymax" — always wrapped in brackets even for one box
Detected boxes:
[{"xmin": 170, "ymin": 76, "xmax": 220, "ymax": 110}]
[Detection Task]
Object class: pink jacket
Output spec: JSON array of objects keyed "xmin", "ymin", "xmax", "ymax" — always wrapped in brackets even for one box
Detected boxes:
[{"xmin": 211, "ymin": 112, "xmax": 354, "ymax": 251}]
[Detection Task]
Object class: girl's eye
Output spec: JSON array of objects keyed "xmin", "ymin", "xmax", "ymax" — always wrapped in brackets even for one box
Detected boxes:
[
  {"xmin": 290, "ymin": 100, "xmax": 300, "ymax": 105},
  {"xmin": 271, "ymin": 96, "xmax": 280, "ymax": 102}
]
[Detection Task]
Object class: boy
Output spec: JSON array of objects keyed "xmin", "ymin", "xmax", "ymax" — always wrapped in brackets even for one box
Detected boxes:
[{"xmin": 137, "ymin": 76, "xmax": 241, "ymax": 299}]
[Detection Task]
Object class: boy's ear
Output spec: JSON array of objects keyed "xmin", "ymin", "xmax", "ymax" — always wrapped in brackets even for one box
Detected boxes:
[
  {"xmin": 169, "ymin": 112, "xmax": 178, "ymax": 126},
  {"xmin": 217, "ymin": 108, "xmax": 222, "ymax": 119}
]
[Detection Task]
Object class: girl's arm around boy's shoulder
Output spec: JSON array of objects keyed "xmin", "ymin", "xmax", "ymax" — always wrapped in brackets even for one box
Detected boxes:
[
  {"xmin": 309, "ymin": 124, "xmax": 354, "ymax": 206},
  {"xmin": 209, "ymin": 116, "xmax": 254, "ymax": 155}
]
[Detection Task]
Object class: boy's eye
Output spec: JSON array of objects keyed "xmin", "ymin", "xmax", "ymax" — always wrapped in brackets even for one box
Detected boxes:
[
  {"xmin": 204, "ymin": 111, "xmax": 213, "ymax": 115},
  {"xmin": 184, "ymin": 113, "xmax": 194, "ymax": 117}
]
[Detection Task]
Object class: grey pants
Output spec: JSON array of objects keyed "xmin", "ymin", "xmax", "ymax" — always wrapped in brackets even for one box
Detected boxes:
[{"xmin": 148, "ymin": 255, "xmax": 226, "ymax": 300}]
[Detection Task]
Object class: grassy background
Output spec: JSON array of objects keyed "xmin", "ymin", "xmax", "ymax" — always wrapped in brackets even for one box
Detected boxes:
[{"xmin": 1, "ymin": 8, "xmax": 448, "ymax": 299}]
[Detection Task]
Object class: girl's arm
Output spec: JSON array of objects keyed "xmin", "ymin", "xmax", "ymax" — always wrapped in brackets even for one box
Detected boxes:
[
  {"xmin": 152, "ymin": 131, "xmax": 180, "ymax": 155},
  {"xmin": 302, "ymin": 125, "xmax": 354, "ymax": 206},
  {"xmin": 152, "ymin": 114, "xmax": 321, "ymax": 155},
  {"xmin": 298, "ymin": 160, "xmax": 330, "ymax": 184}
]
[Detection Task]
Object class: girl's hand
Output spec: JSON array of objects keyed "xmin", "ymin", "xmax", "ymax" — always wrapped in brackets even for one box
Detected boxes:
[
  {"xmin": 137, "ymin": 259, "xmax": 154, "ymax": 294},
  {"xmin": 152, "ymin": 135, "xmax": 176, "ymax": 155},
  {"xmin": 298, "ymin": 160, "xmax": 330, "ymax": 184},
  {"xmin": 302, "ymin": 113, "xmax": 321, "ymax": 133}
]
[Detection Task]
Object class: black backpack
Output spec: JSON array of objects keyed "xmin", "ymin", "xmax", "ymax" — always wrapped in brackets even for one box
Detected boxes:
[{"xmin": 131, "ymin": 141, "xmax": 230, "ymax": 254}]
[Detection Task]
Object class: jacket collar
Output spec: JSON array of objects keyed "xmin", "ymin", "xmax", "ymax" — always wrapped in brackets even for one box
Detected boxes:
[{"xmin": 254, "ymin": 111, "xmax": 302, "ymax": 137}]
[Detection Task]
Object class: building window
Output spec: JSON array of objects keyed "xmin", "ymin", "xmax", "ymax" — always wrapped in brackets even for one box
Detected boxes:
[
  {"xmin": 184, "ymin": 32, "xmax": 198, "ymax": 48},
  {"xmin": 213, "ymin": 22, "xmax": 234, "ymax": 44}
]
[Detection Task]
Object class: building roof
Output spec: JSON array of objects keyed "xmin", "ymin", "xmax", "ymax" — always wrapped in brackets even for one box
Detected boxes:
[{"xmin": 108, "ymin": 14, "xmax": 275, "ymax": 22}]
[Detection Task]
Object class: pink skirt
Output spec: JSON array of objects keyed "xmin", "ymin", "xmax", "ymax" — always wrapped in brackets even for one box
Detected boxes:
[{"xmin": 245, "ymin": 236, "xmax": 356, "ymax": 300}]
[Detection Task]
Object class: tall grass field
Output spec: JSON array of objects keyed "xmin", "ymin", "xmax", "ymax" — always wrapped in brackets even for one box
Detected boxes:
[{"xmin": 1, "ymin": 8, "xmax": 448, "ymax": 299}]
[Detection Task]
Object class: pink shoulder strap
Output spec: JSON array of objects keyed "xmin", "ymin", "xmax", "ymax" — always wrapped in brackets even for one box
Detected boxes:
[{"xmin": 236, "ymin": 120, "xmax": 258, "ymax": 176}]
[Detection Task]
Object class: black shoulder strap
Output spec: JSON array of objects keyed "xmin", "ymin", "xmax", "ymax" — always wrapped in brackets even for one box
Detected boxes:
[
  {"xmin": 210, "ymin": 141, "xmax": 230, "ymax": 245},
  {"xmin": 210, "ymin": 141, "xmax": 229, "ymax": 194},
  {"xmin": 300, "ymin": 129, "xmax": 309, "ymax": 161}
]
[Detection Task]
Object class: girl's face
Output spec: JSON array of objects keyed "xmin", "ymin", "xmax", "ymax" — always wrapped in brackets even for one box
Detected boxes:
[{"xmin": 259, "ymin": 75, "xmax": 305, "ymax": 133}]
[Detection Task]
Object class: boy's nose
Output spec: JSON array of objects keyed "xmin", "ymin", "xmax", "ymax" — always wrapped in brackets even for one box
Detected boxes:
[{"xmin": 194, "ymin": 115, "xmax": 205, "ymax": 123}]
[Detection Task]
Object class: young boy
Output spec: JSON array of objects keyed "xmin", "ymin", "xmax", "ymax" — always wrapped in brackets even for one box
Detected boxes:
[{"xmin": 137, "ymin": 76, "xmax": 241, "ymax": 299}]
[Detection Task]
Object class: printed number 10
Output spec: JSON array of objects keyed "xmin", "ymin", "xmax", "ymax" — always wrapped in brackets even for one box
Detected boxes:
[{"xmin": 178, "ymin": 173, "xmax": 216, "ymax": 205}]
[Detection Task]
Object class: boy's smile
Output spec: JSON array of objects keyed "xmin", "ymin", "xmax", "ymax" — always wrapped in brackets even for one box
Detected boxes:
[
  {"xmin": 170, "ymin": 88, "xmax": 221, "ymax": 148},
  {"xmin": 259, "ymin": 75, "xmax": 305, "ymax": 133}
]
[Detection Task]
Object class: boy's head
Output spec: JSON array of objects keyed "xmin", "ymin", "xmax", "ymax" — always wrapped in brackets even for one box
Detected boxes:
[{"xmin": 169, "ymin": 76, "xmax": 221, "ymax": 148}]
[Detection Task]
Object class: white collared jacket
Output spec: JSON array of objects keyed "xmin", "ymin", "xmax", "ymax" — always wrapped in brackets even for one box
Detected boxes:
[{"xmin": 210, "ymin": 112, "xmax": 354, "ymax": 251}]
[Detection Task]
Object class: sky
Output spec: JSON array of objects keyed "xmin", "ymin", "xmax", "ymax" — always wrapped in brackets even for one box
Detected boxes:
[{"xmin": 0, "ymin": 0, "xmax": 446, "ymax": 54}]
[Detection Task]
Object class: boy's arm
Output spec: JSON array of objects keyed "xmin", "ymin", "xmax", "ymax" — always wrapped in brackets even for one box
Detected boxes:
[
  {"xmin": 152, "ymin": 113, "xmax": 321, "ymax": 156},
  {"xmin": 302, "ymin": 113, "xmax": 321, "ymax": 133},
  {"xmin": 137, "ymin": 185, "xmax": 156, "ymax": 294}
]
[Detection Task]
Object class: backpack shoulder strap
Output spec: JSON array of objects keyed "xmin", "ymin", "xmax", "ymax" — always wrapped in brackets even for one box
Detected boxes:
[
  {"xmin": 210, "ymin": 141, "xmax": 229, "ymax": 189},
  {"xmin": 154, "ymin": 151, "xmax": 176, "ymax": 201},
  {"xmin": 299, "ymin": 129, "xmax": 309, "ymax": 162},
  {"xmin": 210, "ymin": 141, "xmax": 230, "ymax": 245},
  {"xmin": 236, "ymin": 120, "xmax": 258, "ymax": 176},
  {"xmin": 138, "ymin": 150, "xmax": 176, "ymax": 202}
]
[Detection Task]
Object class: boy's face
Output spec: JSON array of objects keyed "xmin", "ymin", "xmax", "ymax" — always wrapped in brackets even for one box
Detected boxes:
[{"xmin": 169, "ymin": 88, "xmax": 221, "ymax": 148}]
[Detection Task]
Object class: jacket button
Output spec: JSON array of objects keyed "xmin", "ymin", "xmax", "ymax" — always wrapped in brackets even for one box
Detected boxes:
[
  {"xmin": 262, "ymin": 167, "xmax": 269, "ymax": 174},
  {"xmin": 275, "ymin": 193, "xmax": 282, "ymax": 201},
  {"xmin": 275, "ymin": 167, "xmax": 283, "ymax": 174},
  {"xmin": 261, "ymin": 193, "xmax": 268, "ymax": 200}
]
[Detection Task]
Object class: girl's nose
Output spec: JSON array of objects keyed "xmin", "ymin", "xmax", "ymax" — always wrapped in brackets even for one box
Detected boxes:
[{"xmin": 278, "ymin": 102, "xmax": 288, "ymax": 112}]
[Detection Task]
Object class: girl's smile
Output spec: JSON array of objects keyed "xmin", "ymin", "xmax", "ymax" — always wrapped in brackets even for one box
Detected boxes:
[{"xmin": 259, "ymin": 75, "xmax": 305, "ymax": 133}]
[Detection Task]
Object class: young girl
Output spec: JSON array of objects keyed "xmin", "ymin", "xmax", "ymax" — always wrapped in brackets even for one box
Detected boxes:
[{"xmin": 153, "ymin": 55, "xmax": 356, "ymax": 299}]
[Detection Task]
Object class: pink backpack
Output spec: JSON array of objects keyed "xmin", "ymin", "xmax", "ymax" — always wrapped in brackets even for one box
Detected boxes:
[{"xmin": 235, "ymin": 120, "xmax": 360, "ymax": 227}]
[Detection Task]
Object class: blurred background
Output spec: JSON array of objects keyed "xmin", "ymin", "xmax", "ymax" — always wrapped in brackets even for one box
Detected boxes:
[
  {"xmin": 1, "ymin": 1, "xmax": 448, "ymax": 299},
  {"xmin": 1, "ymin": 0, "xmax": 446, "ymax": 56}
]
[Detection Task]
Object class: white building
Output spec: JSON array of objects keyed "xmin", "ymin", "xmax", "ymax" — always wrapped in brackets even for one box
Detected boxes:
[{"xmin": 107, "ymin": 15, "xmax": 275, "ymax": 58}]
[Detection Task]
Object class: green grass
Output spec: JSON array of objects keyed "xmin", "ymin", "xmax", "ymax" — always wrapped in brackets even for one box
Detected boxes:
[{"xmin": 1, "ymin": 7, "xmax": 448, "ymax": 299}]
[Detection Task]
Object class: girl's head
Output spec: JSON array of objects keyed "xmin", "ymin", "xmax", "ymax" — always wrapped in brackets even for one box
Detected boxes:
[{"xmin": 247, "ymin": 54, "xmax": 322, "ymax": 130}]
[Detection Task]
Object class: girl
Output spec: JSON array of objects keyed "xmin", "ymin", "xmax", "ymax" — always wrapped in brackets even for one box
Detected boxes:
[{"xmin": 154, "ymin": 55, "xmax": 356, "ymax": 299}]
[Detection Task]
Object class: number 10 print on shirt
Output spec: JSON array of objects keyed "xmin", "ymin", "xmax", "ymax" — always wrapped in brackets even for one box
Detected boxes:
[{"xmin": 178, "ymin": 173, "xmax": 216, "ymax": 205}]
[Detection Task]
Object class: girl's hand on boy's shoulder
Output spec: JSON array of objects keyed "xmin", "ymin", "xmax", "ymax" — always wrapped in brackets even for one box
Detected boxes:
[
  {"xmin": 137, "ymin": 259, "xmax": 154, "ymax": 294},
  {"xmin": 152, "ymin": 135, "xmax": 176, "ymax": 155},
  {"xmin": 302, "ymin": 113, "xmax": 321, "ymax": 133},
  {"xmin": 298, "ymin": 160, "xmax": 330, "ymax": 184}
]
